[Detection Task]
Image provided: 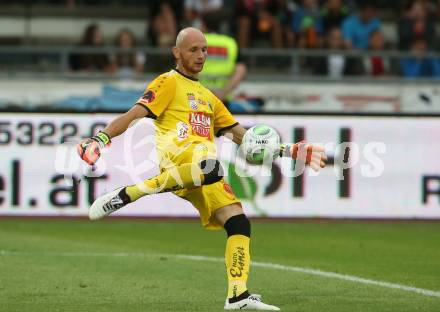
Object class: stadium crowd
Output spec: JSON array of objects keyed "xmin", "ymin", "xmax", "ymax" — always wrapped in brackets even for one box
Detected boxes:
[{"xmin": 4, "ymin": 0, "xmax": 440, "ymax": 78}]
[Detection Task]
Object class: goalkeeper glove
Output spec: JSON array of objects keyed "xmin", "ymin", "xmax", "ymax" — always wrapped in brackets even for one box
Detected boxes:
[
  {"xmin": 280, "ymin": 141, "xmax": 327, "ymax": 171},
  {"xmin": 77, "ymin": 131, "xmax": 111, "ymax": 165}
]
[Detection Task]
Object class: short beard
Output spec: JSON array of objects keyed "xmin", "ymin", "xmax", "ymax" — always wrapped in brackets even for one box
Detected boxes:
[{"xmin": 180, "ymin": 59, "xmax": 201, "ymax": 76}]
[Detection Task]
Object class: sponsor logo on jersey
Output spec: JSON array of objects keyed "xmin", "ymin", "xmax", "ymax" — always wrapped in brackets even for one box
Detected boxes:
[
  {"xmin": 190, "ymin": 101, "xmax": 198, "ymax": 110},
  {"xmin": 176, "ymin": 121, "xmax": 189, "ymax": 141},
  {"xmin": 189, "ymin": 112, "xmax": 211, "ymax": 138},
  {"xmin": 187, "ymin": 93, "xmax": 198, "ymax": 110},
  {"xmin": 223, "ymin": 182, "xmax": 235, "ymax": 197},
  {"xmin": 138, "ymin": 90, "xmax": 156, "ymax": 105}
]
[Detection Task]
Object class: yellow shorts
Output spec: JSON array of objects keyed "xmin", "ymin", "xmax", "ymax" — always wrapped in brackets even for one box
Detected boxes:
[{"xmin": 160, "ymin": 141, "xmax": 241, "ymax": 230}]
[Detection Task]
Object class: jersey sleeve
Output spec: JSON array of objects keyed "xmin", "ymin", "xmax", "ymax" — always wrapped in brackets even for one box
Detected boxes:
[
  {"xmin": 213, "ymin": 96, "xmax": 238, "ymax": 136},
  {"xmin": 135, "ymin": 74, "xmax": 176, "ymax": 118}
]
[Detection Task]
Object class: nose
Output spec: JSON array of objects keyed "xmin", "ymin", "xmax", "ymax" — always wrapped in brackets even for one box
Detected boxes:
[{"xmin": 197, "ymin": 50, "xmax": 205, "ymax": 60}]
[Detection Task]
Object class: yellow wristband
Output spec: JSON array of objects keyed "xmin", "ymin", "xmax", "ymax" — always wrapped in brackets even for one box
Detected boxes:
[{"xmin": 95, "ymin": 131, "xmax": 111, "ymax": 147}]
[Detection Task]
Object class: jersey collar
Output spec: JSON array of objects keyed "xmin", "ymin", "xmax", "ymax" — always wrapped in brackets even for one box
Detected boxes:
[{"xmin": 174, "ymin": 68, "xmax": 199, "ymax": 81}]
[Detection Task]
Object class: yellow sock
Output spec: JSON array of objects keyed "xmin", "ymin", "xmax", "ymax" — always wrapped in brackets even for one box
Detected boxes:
[
  {"xmin": 225, "ymin": 235, "xmax": 250, "ymax": 299},
  {"xmin": 125, "ymin": 162, "xmax": 205, "ymax": 201}
]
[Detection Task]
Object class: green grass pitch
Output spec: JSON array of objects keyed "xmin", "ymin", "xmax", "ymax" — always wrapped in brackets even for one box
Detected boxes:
[{"xmin": 0, "ymin": 219, "xmax": 439, "ymax": 311}]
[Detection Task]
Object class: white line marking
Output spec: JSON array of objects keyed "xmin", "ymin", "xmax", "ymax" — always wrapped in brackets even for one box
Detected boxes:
[
  {"xmin": 1, "ymin": 250, "xmax": 440, "ymax": 299},
  {"xmin": 175, "ymin": 254, "xmax": 440, "ymax": 298}
]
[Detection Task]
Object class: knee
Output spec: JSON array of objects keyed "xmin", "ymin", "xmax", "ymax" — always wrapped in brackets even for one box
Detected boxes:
[
  {"xmin": 224, "ymin": 214, "xmax": 251, "ymax": 238},
  {"xmin": 199, "ymin": 159, "xmax": 223, "ymax": 185}
]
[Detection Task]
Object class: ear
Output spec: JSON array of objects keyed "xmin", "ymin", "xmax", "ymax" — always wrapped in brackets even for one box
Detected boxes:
[{"xmin": 172, "ymin": 46, "xmax": 180, "ymax": 60}]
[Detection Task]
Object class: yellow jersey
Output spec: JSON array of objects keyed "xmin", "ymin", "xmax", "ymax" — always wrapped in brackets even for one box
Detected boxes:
[{"xmin": 136, "ymin": 69, "xmax": 238, "ymax": 166}]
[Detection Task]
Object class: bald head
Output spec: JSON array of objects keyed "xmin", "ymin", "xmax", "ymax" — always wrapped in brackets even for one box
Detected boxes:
[
  {"xmin": 175, "ymin": 27, "xmax": 206, "ymax": 48},
  {"xmin": 173, "ymin": 27, "xmax": 208, "ymax": 78}
]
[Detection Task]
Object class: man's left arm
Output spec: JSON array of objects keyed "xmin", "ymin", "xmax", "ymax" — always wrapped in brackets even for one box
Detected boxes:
[
  {"xmin": 220, "ymin": 124, "xmax": 327, "ymax": 171},
  {"xmin": 218, "ymin": 123, "xmax": 246, "ymax": 145}
]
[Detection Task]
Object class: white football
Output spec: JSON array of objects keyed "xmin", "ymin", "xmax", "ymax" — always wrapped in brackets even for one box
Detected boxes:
[{"xmin": 242, "ymin": 125, "xmax": 281, "ymax": 165}]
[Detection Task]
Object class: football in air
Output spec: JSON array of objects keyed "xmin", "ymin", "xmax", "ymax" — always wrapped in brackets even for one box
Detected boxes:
[{"xmin": 242, "ymin": 125, "xmax": 281, "ymax": 165}]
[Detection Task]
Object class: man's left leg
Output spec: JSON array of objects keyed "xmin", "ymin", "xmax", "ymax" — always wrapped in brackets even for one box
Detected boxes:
[
  {"xmin": 215, "ymin": 204, "xmax": 280, "ymax": 311},
  {"xmin": 215, "ymin": 204, "xmax": 250, "ymax": 301}
]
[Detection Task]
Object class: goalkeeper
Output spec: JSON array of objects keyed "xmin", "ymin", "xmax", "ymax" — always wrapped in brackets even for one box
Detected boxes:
[{"xmin": 77, "ymin": 27, "xmax": 326, "ymax": 311}]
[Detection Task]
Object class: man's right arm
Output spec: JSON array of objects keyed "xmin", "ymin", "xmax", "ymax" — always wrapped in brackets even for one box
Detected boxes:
[
  {"xmin": 78, "ymin": 73, "xmax": 175, "ymax": 165},
  {"xmin": 102, "ymin": 104, "xmax": 149, "ymax": 139},
  {"xmin": 77, "ymin": 105, "xmax": 149, "ymax": 165}
]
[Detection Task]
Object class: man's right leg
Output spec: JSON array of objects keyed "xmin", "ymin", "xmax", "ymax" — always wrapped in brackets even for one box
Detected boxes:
[{"xmin": 89, "ymin": 159, "xmax": 222, "ymax": 220}]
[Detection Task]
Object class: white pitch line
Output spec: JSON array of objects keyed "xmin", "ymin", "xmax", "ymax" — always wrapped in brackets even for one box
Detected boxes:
[
  {"xmin": 175, "ymin": 254, "xmax": 440, "ymax": 299},
  {"xmin": 2, "ymin": 250, "xmax": 440, "ymax": 299}
]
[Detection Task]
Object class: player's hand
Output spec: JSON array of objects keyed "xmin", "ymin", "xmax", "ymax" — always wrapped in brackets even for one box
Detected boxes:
[
  {"xmin": 76, "ymin": 132, "xmax": 111, "ymax": 166},
  {"xmin": 285, "ymin": 141, "xmax": 327, "ymax": 171}
]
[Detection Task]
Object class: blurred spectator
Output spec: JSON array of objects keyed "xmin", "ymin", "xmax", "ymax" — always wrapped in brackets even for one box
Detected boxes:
[
  {"xmin": 69, "ymin": 24, "xmax": 112, "ymax": 72},
  {"xmin": 235, "ymin": 0, "xmax": 284, "ymax": 48},
  {"xmin": 111, "ymin": 29, "xmax": 145, "ymax": 78},
  {"xmin": 310, "ymin": 27, "xmax": 363, "ymax": 78},
  {"xmin": 184, "ymin": 0, "xmax": 223, "ymax": 28},
  {"xmin": 320, "ymin": 0, "xmax": 350, "ymax": 33},
  {"xmin": 398, "ymin": 0, "xmax": 436, "ymax": 51},
  {"xmin": 311, "ymin": 27, "xmax": 346, "ymax": 78},
  {"xmin": 341, "ymin": 2, "xmax": 381, "ymax": 49},
  {"xmin": 400, "ymin": 37, "xmax": 440, "ymax": 78},
  {"xmin": 147, "ymin": 0, "xmax": 181, "ymax": 47},
  {"xmin": 292, "ymin": 0, "xmax": 324, "ymax": 48},
  {"xmin": 435, "ymin": 0, "xmax": 440, "ymax": 18},
  {"xmin": 363, "ymin": 29, "xmax": 390, "ymax": 76},
  {"xmin": 274, "ymin": 0, "xmax": 297, "ymax": 47},
  {"xmin": 416, "ymin": 0, "xmax": 439, "ymax": 16}
]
